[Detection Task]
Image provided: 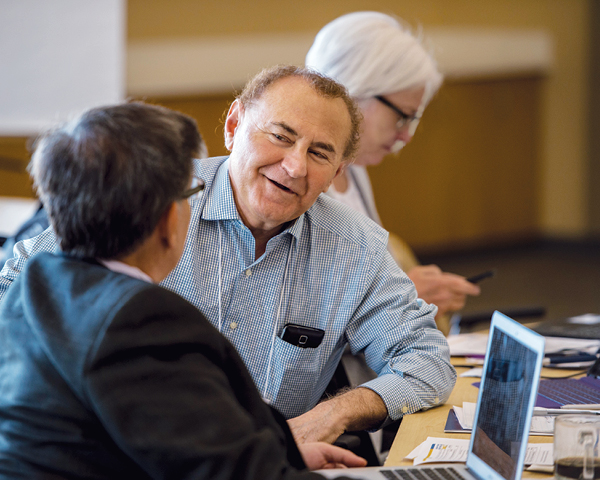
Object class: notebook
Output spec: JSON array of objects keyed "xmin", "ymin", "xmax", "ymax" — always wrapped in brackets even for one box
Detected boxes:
[{"xmin": 318, "ymin": 311, "xmax": 546, "ymax": 480}]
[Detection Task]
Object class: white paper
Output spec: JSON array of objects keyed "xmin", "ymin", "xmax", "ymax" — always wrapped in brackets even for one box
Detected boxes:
[
  {"xmin": 451, "ymin": 404, "xmax": 476, "ymax": 430},
  {"xmin": 544, "ymin": 337, "xmax": 600, "ymax": 355},
  {"xmin": 447, "ymin": 332, "xmax": 489, "ymax": 356},
  {"xmin": 410, "ymin": 437, "xmax": 553, "ymax": 466},
  {"xmin": 530, "ymin": 416, "xmax": 555, "ymax": 434},
  {"xmin": 459, "ymin": 367, "xmax": 483, "ymax": 378},
  {"xmin": 412, "ymin": 437, "xmax": 470, "ymax": 465},
  {"xmin": 448, "ymin": 332, "xmax": 600, "ymax": 356},
  {"xmin": 406, "ymin": 443, "xmax": 426, "ymax": 460},
  {"xmin": 526, "ymin": 464, "xmax": 554, "ymax": 473},
  {"xmin": 568, "ymin": 314, "xmax": 600, "ymax": 325},
  {"xmin": 523, "ymin": 443, "xmax": 554, "ymax": 465},
  {"xmin": 462, "ymin": 403, "xmax": 476, "ymax": 429},
  {"xmin": 453, "ymin": 403, "xmax": 554, "ymax": 435}
]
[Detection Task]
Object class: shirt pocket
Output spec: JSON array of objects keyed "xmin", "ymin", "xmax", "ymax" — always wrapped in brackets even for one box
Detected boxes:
[{"xmin": 267, "ymin": 336, "xmax": 322, "ymax": 418}]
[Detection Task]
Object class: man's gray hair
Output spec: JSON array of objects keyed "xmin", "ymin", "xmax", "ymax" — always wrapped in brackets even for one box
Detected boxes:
[
  {"xmin": 28, "ymin": 102, "xmax": 203, "ymax": 259},
  {"xmin": 306, "ymin": 11, "xmax": 443, "ymax": 105},
  {"xmin": 236, "ymin": 64, "xmax": 362, "ymax": 161}
]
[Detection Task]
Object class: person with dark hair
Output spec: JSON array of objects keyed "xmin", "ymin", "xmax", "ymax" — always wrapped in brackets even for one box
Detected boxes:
[
  {"xmin": 0, "ymin": 102, "xmax": 365, "ymax": 478},
  {"xmin": 0, "ymin": 65, "xmax": 455, "ymax": 446}
]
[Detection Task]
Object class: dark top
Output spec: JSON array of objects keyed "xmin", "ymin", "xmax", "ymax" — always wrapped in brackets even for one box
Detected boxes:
[{"xmin": 0, "ymin": 253, "xmax": 340, "ymax": 479}]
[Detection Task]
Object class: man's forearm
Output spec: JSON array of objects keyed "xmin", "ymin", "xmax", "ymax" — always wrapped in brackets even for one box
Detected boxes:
[
  {"xmin": 331, "ymin": 387, "xmax": 388, "ymax": 432},
  {"xmin": 288, "ymin": 387, "xmax": 388, "ymax": 444}
]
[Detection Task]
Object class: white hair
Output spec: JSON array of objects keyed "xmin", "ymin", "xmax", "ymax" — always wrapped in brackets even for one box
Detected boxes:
[{"xmin": 305, "ymin": 11, "xmax": 443, "ymax": 105}]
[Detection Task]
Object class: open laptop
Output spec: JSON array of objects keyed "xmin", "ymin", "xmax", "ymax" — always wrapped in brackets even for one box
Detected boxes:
[
  {"xmin": 318, "ymin": 311, "xmax": 546, "ymax": 480},
  {"xmin": 536, "ymin": 355, "xmax": 600, "ymax": 407}
]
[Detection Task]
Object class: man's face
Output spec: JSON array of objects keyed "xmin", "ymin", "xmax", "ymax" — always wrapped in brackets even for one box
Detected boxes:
[{"xmin": 225, "ymin": 76, "xmax": 352, "ymax": 233}]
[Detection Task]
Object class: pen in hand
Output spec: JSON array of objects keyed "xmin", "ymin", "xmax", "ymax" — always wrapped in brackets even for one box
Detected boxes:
[{"xmin": 466, "ymin": 270, "xmax": 496, "ymax": 284}]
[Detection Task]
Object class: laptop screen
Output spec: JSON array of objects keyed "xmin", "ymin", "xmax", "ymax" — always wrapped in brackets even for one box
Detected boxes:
[{"xmin": 468, "ymin": 312, "xmax": 545, "ymax": 480}]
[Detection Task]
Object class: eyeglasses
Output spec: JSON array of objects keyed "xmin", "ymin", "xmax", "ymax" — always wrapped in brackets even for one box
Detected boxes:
[
  {"xmin": 374, "ymin": 95, "xmax": 421, "ymax": 130},
  {"xmin": 181, "ymin": 176, "xmax": 205, "ymax": 202}
]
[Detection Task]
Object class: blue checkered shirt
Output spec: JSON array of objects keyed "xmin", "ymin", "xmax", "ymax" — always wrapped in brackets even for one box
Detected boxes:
[{"xmin": 0, "ymin": 156, "xmax": 455, "ymax": 421}]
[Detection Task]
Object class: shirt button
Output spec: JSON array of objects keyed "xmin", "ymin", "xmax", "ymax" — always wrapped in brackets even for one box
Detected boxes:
[
  {"xmin": 245, "ymin": 269, "xmax": 252, "ymax": 277},
  {"xmin": 230, "ymin": 322, "xmax": 238, "ymax": 330},
  {"xmin": 402, "ymin": 406, "xmax": 408, "ymax": 414},
  {"xmin": 434, "ymin": 397, "xmax": 439, "ymax": 403}
]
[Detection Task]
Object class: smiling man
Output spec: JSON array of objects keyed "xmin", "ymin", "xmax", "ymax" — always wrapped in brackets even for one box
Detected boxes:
[
  {"xmin": 0, "ymin": 65, "xmax": 456, "ymax": 446},
  {"xmin": 225, "ymin": 72, "xmax": 354, "ymax": 257}
]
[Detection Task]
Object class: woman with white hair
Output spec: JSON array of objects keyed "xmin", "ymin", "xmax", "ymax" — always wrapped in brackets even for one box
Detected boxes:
[{"xmin": 306, "ymin": 11, "xmax": 479, "ymax": 333}]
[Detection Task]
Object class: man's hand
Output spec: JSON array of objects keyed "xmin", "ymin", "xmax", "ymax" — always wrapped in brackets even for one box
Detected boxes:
[
  {"xmin": 407, "ymin": 264, "xmax": 480, "ymax": 318},
  {"xmin": 288, "ymin": 387, "xmax": 388, "ymax": 444},
  {"xmin": 298, "ymin": 442, "xmax": 368, "ymax": 470}
]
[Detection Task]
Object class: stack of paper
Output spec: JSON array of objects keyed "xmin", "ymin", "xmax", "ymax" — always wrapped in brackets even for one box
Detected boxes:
[
  {"xmin": 447, "ymin": 402, "xmax": 554, "ymax": 435},
  {"xmin": 448, "ymin": 332, "xmax": 600, "ymax": 368},
  {"xmin": 449, "ymin": 332, "xmax": 600, "ymax": 357}
]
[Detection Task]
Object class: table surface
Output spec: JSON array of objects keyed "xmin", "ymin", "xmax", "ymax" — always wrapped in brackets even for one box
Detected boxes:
[{"xmin": 384, "ymin": 362, "xmax": 584, "ymax": 477}]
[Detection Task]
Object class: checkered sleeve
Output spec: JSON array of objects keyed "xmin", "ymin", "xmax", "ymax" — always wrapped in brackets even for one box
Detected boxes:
[
  {"xmin": 346, "ymin": 249, "xmax": 457, "ymax": 422},
  {"xmin": 0, "ymin": 227, "xmax": 60, "ymax": 303}
]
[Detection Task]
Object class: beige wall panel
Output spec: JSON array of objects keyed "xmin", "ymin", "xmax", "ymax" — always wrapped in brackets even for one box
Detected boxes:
[
  {"xmin": 369, "ymin": 77, "xmax": 542, "ymax": 254},
  {"xmin": 127, "ymin": 0, "xmax": 584, "ymax": 38},
  {"xmin": 0, "ymin": 138, "xmax": 34, "ymax": 198},
  {"xmin": 142, "ymin": 95, "xmax": 233, "ymax": 158}
]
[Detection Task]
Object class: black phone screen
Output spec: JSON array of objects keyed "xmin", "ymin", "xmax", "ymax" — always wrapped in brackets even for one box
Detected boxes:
[{"xmin": 281, "ymin": 323, "xmax": 325, "ymax": 348}]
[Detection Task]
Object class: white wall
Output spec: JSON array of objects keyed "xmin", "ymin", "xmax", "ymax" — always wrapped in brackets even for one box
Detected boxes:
[{"xmin": 0, "ymin": 0, "xmax": 126, "ymax": 135}]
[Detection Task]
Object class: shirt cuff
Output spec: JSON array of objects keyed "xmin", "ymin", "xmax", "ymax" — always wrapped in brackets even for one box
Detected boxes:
[{"xmin": 359, "ymin": 372, "xmax": 441, "ymax": 424}]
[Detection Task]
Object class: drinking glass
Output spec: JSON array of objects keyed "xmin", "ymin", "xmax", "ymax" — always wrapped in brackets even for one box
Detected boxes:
[{"xmin": 554, "ymin": 415, "xmax": 600, "ymax": 480}]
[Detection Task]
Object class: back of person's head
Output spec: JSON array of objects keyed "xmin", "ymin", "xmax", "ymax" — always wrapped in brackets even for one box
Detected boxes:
[
  {"xmin": 236, "ymin": 64, "xmax": 362, "ymax": 160},
  {"xmin": 28, "ymin": 102, "xmax": 203, "ymax": 259},
  {"xmin": 305, "ymin": 11, "xmax": 443, "ymax": 104}
]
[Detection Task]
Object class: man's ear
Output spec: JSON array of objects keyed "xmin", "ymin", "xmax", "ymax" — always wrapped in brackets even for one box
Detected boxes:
[
  {"xmin": 334, "ymin": 161, "xmax": 347, "ymax": 179},
  {"xmin": 323, "ymin": 161, "xmax": 347, "ymax": 193},
  {"xmin": 224, "ymin": 99, "xmax": 244, "ymax": 151},
  {"xmin": 157, "ymin": 202, "xmax": 179, "ymax": 249}
]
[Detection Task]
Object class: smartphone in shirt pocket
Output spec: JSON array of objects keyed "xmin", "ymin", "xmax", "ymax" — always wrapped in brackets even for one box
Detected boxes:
[{"xmin": 280, "ymin": 323, "xmax": 324, "ymax": 348}]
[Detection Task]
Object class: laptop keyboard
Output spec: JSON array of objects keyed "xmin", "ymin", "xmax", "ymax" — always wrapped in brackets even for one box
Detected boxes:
[
  {"xmin": 538, "ymin": 378, "xmax": 600, "ymax": 405},
  {"xmin": 381, "ymin": 467, "xmax": 468, "ymax": 480}
]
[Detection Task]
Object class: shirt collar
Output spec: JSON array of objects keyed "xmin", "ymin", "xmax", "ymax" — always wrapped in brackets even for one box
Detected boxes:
[
  {"xmin": 202, "ymin": 158, "xmax": 305, "ymax": 242},
  {"xmin": 99, "ymin": 259, "xmax": 153, "ymax": 283},
  {"xmin": 202, "ymin": 158, "xmax": 241, "ymax": 222}
]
